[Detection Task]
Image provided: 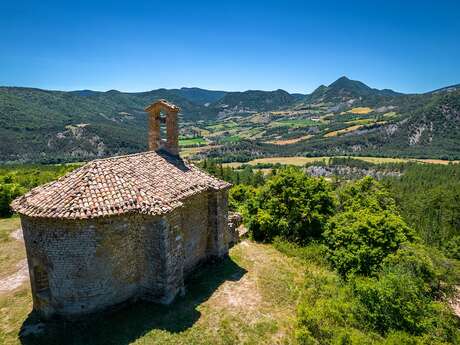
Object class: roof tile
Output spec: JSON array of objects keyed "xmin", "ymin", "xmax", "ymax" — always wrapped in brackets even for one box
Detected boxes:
[{"xmin": 12, "ymin": 150, "xmax": 230, "ymax": 219}]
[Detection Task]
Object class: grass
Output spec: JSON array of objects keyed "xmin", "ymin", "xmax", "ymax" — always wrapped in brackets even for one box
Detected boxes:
[
  {"xmin": 324, "ymin": 125, "xmax": 364, "ymax": 137},
  {"xmin": 179, "ymin": 137, "xmax": 207, "ymax": 147},
  {"xmin": 0, "ymin": 217, "xmax": 25, "ymax": 279},
  {"xmin": 383, "ymin": 111, "xmax": 398, "ymax": 118},
  {"xmin": 0, "ymin": 240, "xmax": 305, "ymax": 345},
  {"xmin": 205, "ymin": 122, "xmax": 238, "ymax": 131},
  {"xmin": 267, "ymin": 135, "xmax": 313, "ymax": 145},
  {"xmin": 220, "ymin": 135, "xmax": 241, "ymax": 144},
  {"xmin": 180, "ymin": 145, "xmax": 220, "ymax": 158}
]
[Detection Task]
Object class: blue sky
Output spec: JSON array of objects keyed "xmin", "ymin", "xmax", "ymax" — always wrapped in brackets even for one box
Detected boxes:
[{"xmin": 1, "ymin": 0, "xmax": 459, "ymax": 94}]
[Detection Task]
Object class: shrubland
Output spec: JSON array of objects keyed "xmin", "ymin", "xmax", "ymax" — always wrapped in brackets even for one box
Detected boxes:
[{"xmin": 220, "ymin": 164, "xmax": 460, "ymax": 344}]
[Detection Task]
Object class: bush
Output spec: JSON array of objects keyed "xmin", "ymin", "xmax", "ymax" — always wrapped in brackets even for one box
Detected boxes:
[
  {"xmin": 444, "ymin": 235, "xmax": 460, "ymax": 260},
  {"xmin": 228, "ymin": 184, "xmax": 255, "ymax": 211},
  {"xmin": 0, "ymin": 183, "xmax": 26, "ymax": 217},
  {"xmin": 336, "ymin": 176, "xmax": 397, "ymax": 213},
  {"xmin": 247, "ymin": 167, "xmax": 335, "ymax": 244},
  {"xmin": 325, "ymin": 209, "xmax": 413, "ymax": 277},
  {"xmin": 353, "ymin": 270, "xmax": 459, "ymax": 341},
  {"xmin": 382, "ymin": 244, "xmax": 460, "ymax": 298},
  {"xmin": 353, "ymin": 271, "xmax": 430, "ymax": 334}
]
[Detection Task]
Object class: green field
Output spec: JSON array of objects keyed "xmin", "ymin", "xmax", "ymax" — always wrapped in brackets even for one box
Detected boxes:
[
  {"xmin": 220, "ymin": 135, "xmax": 241, "ymax": 143},
  {"xmin": 179, "ymin": 137, "xmax": 207, "ymax": 147},
  {"xmin": 205, "ymin": 122, "xmax": 238, "ymax": 131}
]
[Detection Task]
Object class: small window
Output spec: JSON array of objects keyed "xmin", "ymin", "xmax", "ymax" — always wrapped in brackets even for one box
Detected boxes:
[{"xmin": 34, "ymin": 266, "xmax": 49, "ymax": 292}]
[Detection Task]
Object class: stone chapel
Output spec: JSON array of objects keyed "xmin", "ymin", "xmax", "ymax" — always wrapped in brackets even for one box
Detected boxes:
[{"xmin": 12, "ymin": 100, "xmax": 231, "ymax": 318}]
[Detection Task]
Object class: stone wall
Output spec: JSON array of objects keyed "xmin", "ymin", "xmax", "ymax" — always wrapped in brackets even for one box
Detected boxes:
[
  {"xmin": 20, "ymin": 189, "xmax": 229, "ymax": 318},
  {"xmin": 180, "ymin": 193, "xmax": 209, "ymax": 273},
  {"xmin": 227, "ymin": 212, "xmax": 243, "ymax": 247},
  {"xmin": 21, "ymin": 214, "xmax": 147, "ymax": 317},
  {"xmin": 207, "ymin": 190, "xmax": 229, "ymax": 258}
]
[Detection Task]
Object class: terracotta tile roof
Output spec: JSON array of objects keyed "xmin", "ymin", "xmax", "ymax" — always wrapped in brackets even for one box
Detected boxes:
[{"xmin": 12, "ymin": 150, "xmax": 231, "ymax": 220}]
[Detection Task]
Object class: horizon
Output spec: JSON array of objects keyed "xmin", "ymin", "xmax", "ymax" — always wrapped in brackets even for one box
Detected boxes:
[
  {"xmin": 2, "ymin": 75, "xmax": 459, "ymax": 96},
  {"xmin": 1, "ymin": 0, "xmax": 460, "ymax": 94}
]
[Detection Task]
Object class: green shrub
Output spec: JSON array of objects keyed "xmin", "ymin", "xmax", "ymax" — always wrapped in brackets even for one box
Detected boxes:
[
  {"xmin": 353, "ymin": 271, "xmax": 429, "ymax": 334},
  {"xmin": 247, "ymin": 167, "xmax": 335, "ymax": 244},
  {"xmin": 337, "ymin": 176, "xmax": 397, "ymax": 213},
  {"xmin": 325, "ymin": 209, "xmax": 413, "ymax": 277},
  {"xmin": 353, "ymin": 271, "xmax": 459, "ymax": 341},
  {"xmin": 228, "ymin": 184, "xmax": 256, "ymax": 211},
  {"xmin": 444, "ymin": 235, "xmax": 460, "ymax": 260},
  {"xmin": 0, "ymin": 183, "xmax": 26, "ymax": 217},
  {"xmin": 382, "ymin": 244, "xmax": 460, "ymax": 298}
]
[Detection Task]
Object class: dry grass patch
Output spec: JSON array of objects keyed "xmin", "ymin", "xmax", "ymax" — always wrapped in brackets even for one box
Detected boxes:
[
  {"xmin": 347, "ymin": 107, "xmax": 373, "ymax": 114},
  {"xmin": 180, "ymin": 145, "xmax": 220, "ymax": 158},
  {"xmin": 222, "ymin": 156, "xmax": 460, "ymax": 169},
  {"xmin": 324, "ymin": 125, "xmax": 364, "ymax": 137},
  {"xmin": 0, "ymin": 240, "xmax": 306, "ymax": 345},
  {"xmin": 223, "ymin": 157, "xmax": 330, "ymax": 168},
  {"xmin": 0, "ymin": 218, "xmax": 26, "ymax": 280},
  {"xmin": 267, "ymin": 135, "xmax": 313, "ymax": 145},
  {"xmin": 416, "ymin": 159, "xmax": 460, "ymax": 165},
  {"xmin": 345, "ymin": 119, "xmax": 373, "ymax": 125},
  {"xmin": 383, "ymin": 111, "xmax": 398, "ymax": 118}
]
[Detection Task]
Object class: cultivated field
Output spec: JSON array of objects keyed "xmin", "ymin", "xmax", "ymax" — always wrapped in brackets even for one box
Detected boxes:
[{"xmin": 223, "ymin": 156, "xmax": 460, "ymax": 168}]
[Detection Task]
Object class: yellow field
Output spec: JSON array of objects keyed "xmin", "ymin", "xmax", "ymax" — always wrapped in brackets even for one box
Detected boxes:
[
  {"xmin": 180, "ymin": 145, "xmax": 220, "ymax": 157},
  {"xmin": 266, "ymin": 135, "xmax": 313, "ymax": 145},
  {"xmin": 222, "ymin": 156, "xmax": 460, "ymax": 168},
  {"xmin": 345, "ymin": 119, "xmax": 373, "ymax": 125},
  {"xmin": 324, "ymin": 125, "xmax": 364, "ymax": 137},
  {"xmin": 223, "ymin": 157, "xmax": 329, "ymax": 168},
  {"xmin": 348, "ymin": 107, "xmax": 373, "ymax": 114}
]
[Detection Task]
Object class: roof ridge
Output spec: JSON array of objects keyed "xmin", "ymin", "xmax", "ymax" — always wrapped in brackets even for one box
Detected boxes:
[
  {"xmin": 90, "ymin": 150, "xmax": 157, "ymax": 163},
  {"xmin": 12, "ymin": 150, "xmax": 231, "ymax": 219}
]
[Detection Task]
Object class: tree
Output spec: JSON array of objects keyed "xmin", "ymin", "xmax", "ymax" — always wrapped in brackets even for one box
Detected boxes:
[
  {"xmin": 0, "ymin": 183, "xmax": 26, "ymax": 217},
  {"xmin": 325, "ymin": 177, "xmax": 414, "ymax": 277},
  {"xmin": 247, "ymin": 167, "xmax": 335, "ymax": 243}
]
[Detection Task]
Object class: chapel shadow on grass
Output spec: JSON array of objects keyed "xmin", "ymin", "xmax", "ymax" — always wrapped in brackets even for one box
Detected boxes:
[{"xmin": 19, "ymin": 255, "xmax": 246, "ymax": 345}]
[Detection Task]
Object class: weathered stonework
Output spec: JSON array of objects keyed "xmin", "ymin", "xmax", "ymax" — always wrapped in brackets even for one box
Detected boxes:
[
  {"xmin": 146, "ymin": 99, "xmax": 180, "ymax": 155},
  {"xmin": 13, "ymin": 100, "xmax": 232, "ymax": 319},
  {"xmin": 21, "ymin": 191, "xmax": 229, "ymax": 319},
  {"xmin": 228, "ymin": 212, "xmax": 243, "ymax": 247}
]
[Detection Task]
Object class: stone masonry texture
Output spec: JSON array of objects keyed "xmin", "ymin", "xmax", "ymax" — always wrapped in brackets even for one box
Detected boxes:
[
  {"xmin": 14, "ymin": 100, "xmax": 231, "ymax": 319},
  {"xmin": 21, "ymin": 190, "xmax": 229, "ymax": 319}
]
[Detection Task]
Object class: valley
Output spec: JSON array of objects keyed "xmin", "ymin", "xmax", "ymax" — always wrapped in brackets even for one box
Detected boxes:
[{"xmin": 1, "ymin": 77, "xmax": 460, "ymax": 164}]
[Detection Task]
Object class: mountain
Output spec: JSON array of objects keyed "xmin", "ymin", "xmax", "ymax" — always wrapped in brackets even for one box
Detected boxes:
[
  {"xmin": 0, "ymin": 86, "xmax": 297, "ymax": 162},
  {"xmin": 428, "ymin": 84, "xmax": 460, "ymax": 94},
  {"xmin": 1, "ymin": 78, "xmax": 460, "ymax": 163},
  {"xmin": 214, "ymin": 89, "xmax": 295, "ymax": 116},
  {"xmin": 257, "ymin": 88, "xmax": 460, "ymax": 160},
  {"xmin": 173, "ymin": 87, "xmax": 226, "ymax": 105},
  {"xmin": 303, "ymin": 76, "xmax": 402, "ymax": 105}
]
